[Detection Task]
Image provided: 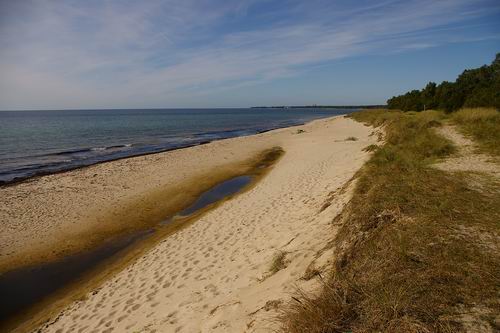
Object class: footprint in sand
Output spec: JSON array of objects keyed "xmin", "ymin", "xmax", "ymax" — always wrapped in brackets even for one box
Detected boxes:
[{"xmin": 117, "ymin": 315, "xmax": 127, "ymax": 322}]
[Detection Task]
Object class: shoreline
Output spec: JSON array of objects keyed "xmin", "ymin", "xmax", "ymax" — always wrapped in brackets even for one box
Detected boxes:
[
  {"xmin": 0, "ymin": 116, "xmax": 342, "ymax": 272},
  {"xmin": 0, "ymin": 113, "xmax": 349, "ymax": 187},
  {"xmin": 1, "ymin": 115, "xmax": 375, "ymax": 332}
]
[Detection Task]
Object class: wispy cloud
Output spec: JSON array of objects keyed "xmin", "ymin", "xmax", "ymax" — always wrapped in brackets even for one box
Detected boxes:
[{"xmin": 0, "ymin": 0, "xmax": 499, "ymax": 109}]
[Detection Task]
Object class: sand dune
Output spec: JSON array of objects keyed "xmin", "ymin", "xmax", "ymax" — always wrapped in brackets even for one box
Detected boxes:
[{"xmin": 2, "ymin": 116, "xmax": 375, "ymax": 332}]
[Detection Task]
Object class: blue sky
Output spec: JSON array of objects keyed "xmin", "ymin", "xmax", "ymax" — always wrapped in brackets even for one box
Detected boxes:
[{"xmin": 0, "ymin": 0, "xmax": 499, "ymax": 110}]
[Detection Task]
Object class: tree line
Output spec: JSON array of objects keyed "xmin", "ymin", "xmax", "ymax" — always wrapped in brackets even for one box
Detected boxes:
[{"xmin": 387, "ymin": 53, "xmax": 500, "ymax": 112}]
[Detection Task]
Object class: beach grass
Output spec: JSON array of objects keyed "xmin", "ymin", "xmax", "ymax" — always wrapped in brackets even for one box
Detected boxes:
[
  {"xmin": 269, "ymin": 251, "xmax": 288, "ymax": 274},
  {"xmin": 451, "ymin": 107, "xmax": 500, "ymax": 156},
  {"xmin": 279, "ymin": 109, "xmax": 500, "ymax": 332}
]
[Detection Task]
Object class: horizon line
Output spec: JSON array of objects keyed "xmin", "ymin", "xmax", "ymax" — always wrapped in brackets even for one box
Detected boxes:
[{"xmin": 0, "ymin": 104, "xmax": 387, "ymax": 112}]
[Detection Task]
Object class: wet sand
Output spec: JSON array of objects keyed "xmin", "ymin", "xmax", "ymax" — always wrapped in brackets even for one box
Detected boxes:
[
  {"xmin": 0, "ymin": 132, "xmax": 282, "ymax": 273},
  {"xmin": 0, "ymin": 149, "xmax": 283, "ymax": 327},
  {"xmin": 0, "ymin": 115, "xmax": 376, "ymax": 332}
]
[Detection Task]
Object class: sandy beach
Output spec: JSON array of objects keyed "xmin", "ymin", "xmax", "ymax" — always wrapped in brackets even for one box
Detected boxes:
[{"xmin": 1, "ymin": 115, "xmax": 376, "ymax": 333}]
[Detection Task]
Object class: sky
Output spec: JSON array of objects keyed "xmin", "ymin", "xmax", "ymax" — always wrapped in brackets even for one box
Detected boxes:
[{"xmin": 0, "ymin": 0, "xmax": 499, "ymax": 110}]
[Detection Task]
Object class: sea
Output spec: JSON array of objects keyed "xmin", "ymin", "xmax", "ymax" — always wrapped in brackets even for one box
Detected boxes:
[{"xmin": 0, "ymin": 108, "xmax": 353, "ymax": 184}]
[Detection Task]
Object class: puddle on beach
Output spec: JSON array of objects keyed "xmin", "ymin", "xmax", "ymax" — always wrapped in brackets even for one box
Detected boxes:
[
  {"xmin": 161, "ymin": 175, "xmax": 253, "ymax": 224},
  {"xmin": 0, "ymin": 147, "xmax": 283, "ymax": 328},
  {"xmin": 0, "ymin": 175, "xmax": 254, "ymax": 326},
  {"xmin": 0, "ymin": 229, "xmax": 154, "ymax": 324}
]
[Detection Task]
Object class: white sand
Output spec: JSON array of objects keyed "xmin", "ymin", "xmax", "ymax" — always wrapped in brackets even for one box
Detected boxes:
[{"xmin": 2, "ymin": 116, "xmax": 375, "ymax": 332}]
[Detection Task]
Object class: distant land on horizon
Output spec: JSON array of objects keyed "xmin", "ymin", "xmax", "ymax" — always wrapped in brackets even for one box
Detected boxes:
[
  {"xmin": 0, "ymin": 105, "xmax": 387, "ymax": 112},
  {"xmin": 251, "ymin": 105, "xmax": 387, "ymax": 109}
]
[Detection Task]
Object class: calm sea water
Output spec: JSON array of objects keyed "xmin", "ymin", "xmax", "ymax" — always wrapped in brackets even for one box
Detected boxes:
[{"xmin": 0, "ymin": 108, "xmax": 352, "ymax": 183}]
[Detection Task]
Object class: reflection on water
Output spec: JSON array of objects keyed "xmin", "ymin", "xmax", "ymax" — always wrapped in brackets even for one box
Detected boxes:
[
  {"xmin": 0, "ymin": 230, "xmax": 153, "ymax": 324},
  {"xmin": 160, "ymin": 175, "xmax": 253, "ymax": 225},
  {"xmin": 179, "ymin": 175, "xmax": 252, "ymax": 216}
]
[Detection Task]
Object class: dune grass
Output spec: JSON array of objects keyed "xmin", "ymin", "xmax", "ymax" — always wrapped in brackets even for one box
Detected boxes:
[
  {"xmin": 451, "ymin": 107, "xmax": 500, "ymax": 156},
  {"xmin": 269, "ymin": 251, "xmax": 288, "ymax": 275},
  {"xmin": 279, "ymin": 109, "xmax": 500, "ymax": 332}
]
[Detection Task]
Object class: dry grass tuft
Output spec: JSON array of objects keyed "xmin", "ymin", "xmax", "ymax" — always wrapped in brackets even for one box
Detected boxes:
[
  {"xmin": 362, "ymin": 144, "xmax": 378, "ymax": 152},
  {"xmin": 269, "ymin": 251, "xmax": 288, "ymax": 274},
  {"xmin": 279, "ymin": 276, "xmax": 357, "ymax": 333},
  {"xmin": 278, "ymin": 109, "xmax": 500, "ymax": 333},
  {"xmin": 301, "ymin": 263, "xmax": 321, "ymax": 281}
]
